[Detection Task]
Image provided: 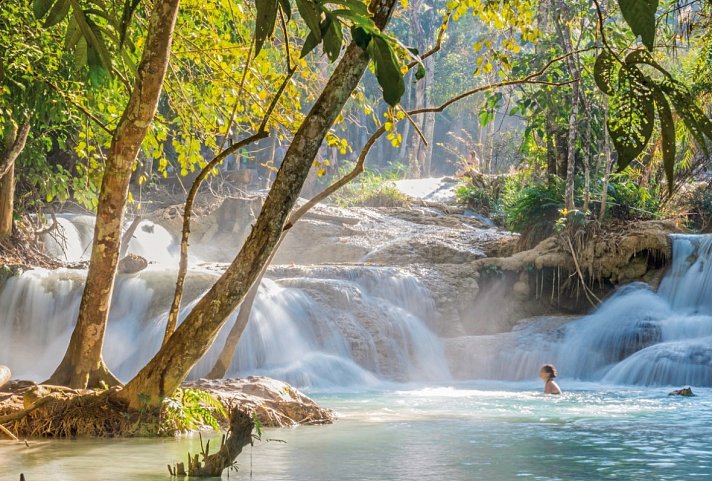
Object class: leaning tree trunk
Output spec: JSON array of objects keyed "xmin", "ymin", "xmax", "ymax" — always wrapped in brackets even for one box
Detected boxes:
[
  {"xmin": 46, "ymin": 0, "xmax": 181, "ymax": 389},
  {"xmin": 0, "ymin": 121, "xmax": 30, "ymax": 239},
  {"xmin": 116, "ymin": 0, "xmax": 398, "ymax": 410}
]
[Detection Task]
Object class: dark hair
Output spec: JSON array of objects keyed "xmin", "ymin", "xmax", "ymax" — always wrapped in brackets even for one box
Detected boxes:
[{"xmin": 540, "ymin": 364, "xmax": 557, "ymax": 379}]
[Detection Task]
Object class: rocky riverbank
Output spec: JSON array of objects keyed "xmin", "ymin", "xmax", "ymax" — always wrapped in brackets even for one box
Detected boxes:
[{"xmin": 0, "ymin": 376, "xmax": 333, "ymax": 438}]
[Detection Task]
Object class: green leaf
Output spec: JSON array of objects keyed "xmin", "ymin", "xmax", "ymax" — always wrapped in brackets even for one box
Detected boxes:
[
  {"xmin": 300, "ymin": 30, "xmax": 320, "ymax": 57},
  {"xmin": 351, "ymin": 26, "xmax": 371, "ymax": 49},
  {"xmin": 652, "ymin": 86, "xmax": 675, "ymax": 193},
  {"xmin": 656, "ymin": 77, "xmax": 712, "ymax": 154},
  {"xmin": 44, "ymin": 0, "xmax": 70, "ymax": 27},
  {"xmin": 322, "ymin": 15, "xmax": 343, "ymax": 61},
  {"xmin": 415, "ymin": 64, "xmax": 425, "ymax": 81},
  {"xmin": 618, "ymin": 0, "xmax": 658, "ymax": 51},
  {"xmin": 320, "ymin": 0, "xmax": 370, "ymax": 15},
  {"xmin": 296, "ymin": 0, "xmax": 323, "ymax": 42},
  {"xmin": 368, "ymin": 35, "xmax": 405, "ymax": 107},
  {"xmin": 330, "ymin": 9, "xmax": 375, "ymax": 29},
  {"xmin": 608, "ymin": 65, "xmax": 655, "ymax": 170},
  {"xmin": 69, "ymin": 2, "xmax": 113, "ymax": 73},
  {"xmin": 479, "ymin": 110, "xmax": 494, "ymax": 127},
  {"xmin": 279, "ymin": 0, "xmax": 292, "ymax": 20},
  {"xmin": 64, "ymin": 14, "xmax": 82, "ymax": 49},
  {"xmin": 33, "ymin": 0, "xmax": 56, "ymax": 19},
  {"xmin": 254, "ymin": 0, "xmax": 279, "ymax": 56},
  {"xmin": 593, "ymin": 50, "xmax": 618, "ymax": 95}
]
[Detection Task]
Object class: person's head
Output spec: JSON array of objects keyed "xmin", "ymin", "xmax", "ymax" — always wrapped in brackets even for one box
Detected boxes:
[{"xmin": 539, "ymin": 364, "xmax": 557, "ymax": 381}]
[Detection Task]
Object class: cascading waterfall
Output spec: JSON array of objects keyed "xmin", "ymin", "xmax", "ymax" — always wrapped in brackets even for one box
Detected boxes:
[
  {"xmin": 454, "ymin": 234, "xmax": 712, "ymax": 386},
  {"xmin": 0, "ymin": 217, "xmax": 450, "ymax": 387}
]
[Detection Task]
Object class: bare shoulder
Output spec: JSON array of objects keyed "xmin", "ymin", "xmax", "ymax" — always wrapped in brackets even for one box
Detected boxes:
[{"xmin": 545, "ymin": 380, "xmax": 562, "ymax": 395}]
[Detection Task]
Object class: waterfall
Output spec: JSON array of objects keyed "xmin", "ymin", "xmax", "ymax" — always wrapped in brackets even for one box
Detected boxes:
[
  {"xmin": 0, "ymin": 215, "xmax": 449, "ymax": 387},
  {"xmin": 448, "ymin": 234, "xmax": 712, "ymax": 386}
]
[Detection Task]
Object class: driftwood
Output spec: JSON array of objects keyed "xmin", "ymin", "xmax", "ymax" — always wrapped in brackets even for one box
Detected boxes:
[
  {"xmin": 169, "ymin": 408, "xmax": 254, "ymax": 477},
  {"xmin": 0, "ymin": 365, "xmax": 10, "ymax": 389}
]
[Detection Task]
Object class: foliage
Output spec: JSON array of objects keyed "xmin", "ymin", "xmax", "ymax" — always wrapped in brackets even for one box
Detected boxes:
[
  {"xmin": 596, "ymin": 173, "xmax": 661, "ymax": 221},
  {"xmin": 594, "ymin": 4, "xmax": 712, "ymax": 192},
  {"xmin": 455, "ymin": 184, "xmax": 494, "ymax": 213},
  {"xmin": 684, "ymin": 182, "xmax": 712, "ymax": 231},
  {"xmin": 161, "ymin": 388, "xmax": 228, "ymax": 433},
  {"xmin": 332, "ymin": 163, "xmax": 409, "ymax": 207},
  {"xmin": 500, "ymin": 175, "xmax": 565, "ymax": 243}
]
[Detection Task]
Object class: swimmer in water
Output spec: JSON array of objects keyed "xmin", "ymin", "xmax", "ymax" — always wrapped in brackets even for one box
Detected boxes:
[{"xmin": 539, "ymin": 364, "xmax": 562, "ymax": 395}]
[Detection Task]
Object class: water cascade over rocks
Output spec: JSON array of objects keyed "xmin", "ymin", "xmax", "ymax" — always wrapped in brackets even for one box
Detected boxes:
[
  {"xmin": 1, "ymin": 215, "xmax": 450, "ymax": 387},
  {"xmin": 447, "ymin": 234, "xmax": 712, "ymax": 386},
  {"xmin": 4, "ymin": 197, "xmax": 712, "ymax": 388}
]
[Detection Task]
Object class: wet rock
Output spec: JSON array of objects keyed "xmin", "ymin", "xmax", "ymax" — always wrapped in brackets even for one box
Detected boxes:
[
  {"xmin": 118, "ymin": 253, "xmax": 148, "ymax": 274},
  {"xmin": 669, "ymin": 387, "xmax": 695, "ymax": 397},
  {"xmin": 183, "ymin": 377, "xmax": 335, "ymax": 427}
]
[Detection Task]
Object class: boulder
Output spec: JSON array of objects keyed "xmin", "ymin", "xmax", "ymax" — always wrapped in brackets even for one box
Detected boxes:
[
  {"xmin": 669, "ymin": 387, "xmax": 695, "ymax": 397},
  {"xmin": 118, "ymin": 253, "xmax": 148, "ymax": 274},
  {"xmin": 0, "ymin": 365, "xmax": 10, "ymax": 389},
  {"xmin": 183, "ymin": 377, "xmax": 335, "ymax": 427}
]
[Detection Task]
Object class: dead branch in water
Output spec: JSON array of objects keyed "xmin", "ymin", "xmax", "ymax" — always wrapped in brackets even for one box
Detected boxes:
[{"xmin": 169, "ymin": 408, "xmax": 254, "ymax": 477}]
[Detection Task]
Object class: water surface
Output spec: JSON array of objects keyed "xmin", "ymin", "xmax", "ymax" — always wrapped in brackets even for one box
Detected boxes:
[{"xmin": 1, "ymin": 382, "xmax": 709, "ymax": 481}]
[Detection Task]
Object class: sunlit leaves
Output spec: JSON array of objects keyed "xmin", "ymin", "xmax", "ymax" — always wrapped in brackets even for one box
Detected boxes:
[
  {"xmin": 596, "ymin": 45, "xmax": 712, "ymax": 192},
  {"xmin": 607, "ymin": 64, "xmax": 655, "ymax": 171},
  {"xmin": 593, "ymin": 50, "xmax": 618, "ymax": 95}
]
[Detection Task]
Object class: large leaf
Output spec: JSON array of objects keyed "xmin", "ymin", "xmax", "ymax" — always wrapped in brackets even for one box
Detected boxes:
[
  {"xmin": 254, "ymin": 0, "xmax": 279, "ymax": 56},
  {"xmin": 300, "ymin": 30, "xmax": 320, "ymax": 57},
  {"xmin": 351, "ymin": 26, "xmax": 371, "ymax": 49},
  {"xmin": 278, "ymin": 0, "xmax": 292, "ymax": 20},
  {"xmin": 368, "ymin": 35, "xmax": 405, "ymax": 107},
  {"xmin": 119, "ymin": 0, "xmax": 142, "ymax": 47},
  {"xmin": 656, "ymin": 77, "xmax": 712, "ymax": 154},
  {"xmin": 322, "ymin": 15, "xmax": 343, "ymax": 61},
  {"xmin": 64, "ymin": 14, "xmax": 82, "ymax": 49},
  {"xmin": 296, "ymin": 0, "xmax": 323, "ymax": 42},
  {"xmin": 320, "ymin": 0, "xmax": 370, "ymax": 16},
  {"xmin": 593, "ymin": 50, "xmax": 618, "ymax": 95},
  {"xmin": 69, "ymin": 1, "xmax": 113, "ymax": 73},
  {"xmin": 44, "ymin": 0, "xmax": 70, "ymax": 27},
  {"xmin": 33, "ymin": 0, "xmax": 56, "ymax": 19},
  {"xmin": 651, "ymin": 86, "xmax": 675, "ymax": 193},
  {"xmin": 608, "ymin": 65, "xmax": 655, "ymax": 170},
  {"xmin": 618, "ymin": 0, "xmax": 658, "ymax": 51}
]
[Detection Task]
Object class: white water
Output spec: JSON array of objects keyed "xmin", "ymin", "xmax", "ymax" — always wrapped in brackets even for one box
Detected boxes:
[
  {"xmin": 1, "ymin": 216, "xmax": 449, "ymax": 386},
  {"xmin": 454, "ymin": 234, "xmax": 712, "ymax": 386},
  {"xmin": 5, "ymin": 213, "xmax": 712, "ymax": 388}
]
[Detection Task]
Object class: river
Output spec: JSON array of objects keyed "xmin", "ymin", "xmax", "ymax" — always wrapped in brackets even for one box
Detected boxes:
[{"xmin": 2, "ymin": 382, "xmax": 709, "ymax": 480}]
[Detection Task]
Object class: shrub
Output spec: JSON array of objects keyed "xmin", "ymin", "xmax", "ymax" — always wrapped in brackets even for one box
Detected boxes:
[
  {"xmin": 687, "ymin": 183, "xmax": 712, "ymax": 231},
  {"xmin": 500, "ymin": 175, "xmax": 565, "ymax": 245},
  {"xmin": 454, "ymin": 184, "xmax": 494, "ymax": 214}
]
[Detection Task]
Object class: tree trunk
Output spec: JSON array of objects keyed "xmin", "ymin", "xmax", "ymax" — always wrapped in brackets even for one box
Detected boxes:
[
  {"xmin": 46, "ymin": 0, "xmax": 181, "ymax": 389},
  {"xmin": 554, "ymin": 7, "xmax": 579, "ymax": 212},
  {"xmin": 115, "ymin": 0, "xmax": 398, "ymax": 410},
  {"xmin": 0, "ymin": 121, "xmax": 30, "ymax": 239},
  {"xmin": 599, "ymin": 106, "xmax": 613, "ymax": 221}
]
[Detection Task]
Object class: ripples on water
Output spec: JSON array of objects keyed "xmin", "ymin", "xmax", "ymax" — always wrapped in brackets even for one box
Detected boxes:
[{"xmin": 1, "ymin": 383, "xmax": 710, "ymax": 481}]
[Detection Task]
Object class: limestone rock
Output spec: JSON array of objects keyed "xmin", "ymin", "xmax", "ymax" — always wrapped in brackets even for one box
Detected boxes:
[
  {"xmin": 118, "ymin": 253, "xmax": 148, "ymax": 274},
  {"xmin": 669, "ymin": 387, "xmax": 695, "ymax": 397},
  {"xmin": 183, "ymin": 377, "xmax": 335, "ymax": 427}
]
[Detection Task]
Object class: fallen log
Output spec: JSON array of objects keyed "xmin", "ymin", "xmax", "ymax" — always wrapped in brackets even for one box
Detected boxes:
[
  {"xmin": 0, "ymin": 366, "xmax": 10, "ymax": 389},
  {"xmin": 170, "ymin": 408, "xmax": 254, "ymax": 477}
]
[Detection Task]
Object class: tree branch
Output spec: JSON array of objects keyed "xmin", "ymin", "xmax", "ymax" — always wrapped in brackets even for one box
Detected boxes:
[{"xmin": 163, "ymin": 66, "xmax": 296, "ymax": 344}]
